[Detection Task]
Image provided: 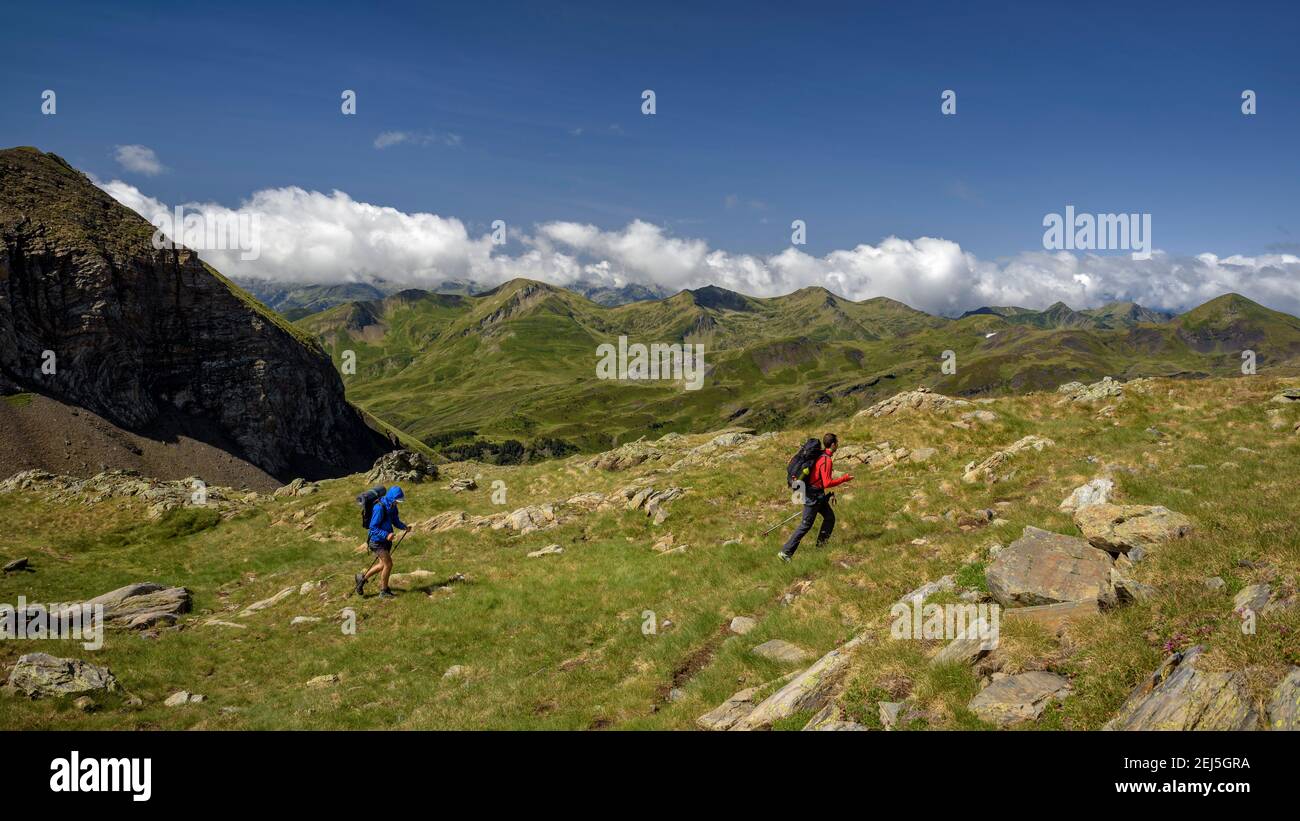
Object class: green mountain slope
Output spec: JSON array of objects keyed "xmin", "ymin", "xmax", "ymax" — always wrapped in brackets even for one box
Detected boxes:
[
  {"xmin": 3, "ymin": 373, "xmax": 1297, "ymax": 730},
  {"xmin": 294, "ymin": 279, "xmax": 1300, "ymax": 456}
]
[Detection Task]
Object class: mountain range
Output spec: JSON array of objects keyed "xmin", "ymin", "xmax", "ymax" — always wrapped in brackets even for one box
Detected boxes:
[{"xmin": 294, "ymin": 277, "xmax": 1300, "ymax": 459}]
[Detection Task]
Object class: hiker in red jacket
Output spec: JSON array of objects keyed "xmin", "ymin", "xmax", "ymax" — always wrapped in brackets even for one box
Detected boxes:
[{"xmin": 779, "ymin": 433, "xmax": 853, "ymax": 561}]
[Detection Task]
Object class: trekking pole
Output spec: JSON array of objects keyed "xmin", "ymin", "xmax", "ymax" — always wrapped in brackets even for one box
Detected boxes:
[
  {"xmin": 762, "ymin": 509, "xmax": 803, "ymax": 537},
  {"xmin": 390, "ymin": 528, "xmax": 409, "ymax": 555}
]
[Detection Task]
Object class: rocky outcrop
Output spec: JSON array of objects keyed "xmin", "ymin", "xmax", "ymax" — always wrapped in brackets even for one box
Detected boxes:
[
  {"xmin": 962, "ymin": 435, "xmax": 1054, "ymax": 484},
  {"xmin": 1104, "ymin": 646, "xmax": 1257, "ymax": 730},
  {"xmin": 1057, "ymin": 376, "xmax": 1124, "ymax": 403},
  {"xmin": 1059, "ymin": 478, "xmax": 1114, "ymax": 512},
  {"xmin": 0, "ymin": 148, "xmax": 388, "ymax": 481},
  {"xmin": 969, "ymin": 672, "xmax": 1071, "ymax": 726},
  {"xmin": 4, "ymin": 653, "xmax": 118, "ymax": 698},
  {"xmin": 1073, "ymin": 504, "xmax": 1193, "ymax": 554},
  {"xmin": 87, "ymin": 582, "xmax": 191, "ymax": 630},
  {"xmin": 986, "ymin": 526, "xmax": 1116, "ymax": 607},
  {"xmin": 730, "ymin": 638, "xmax": 863, "ymax": 730},
  {"xmin": 837, "ymin": 441, "xmax": 935, "ymax": 471},
  {"xmin": 0, "ymin": 468, "xmax": 249, "ymax": 520},
  {"xmin": 856, "ymin": 386, "xmax": 971, "ymax": 418},
  {"xmin": 366, "ymin": 450, "xmax": 439, "ymax": 485}
]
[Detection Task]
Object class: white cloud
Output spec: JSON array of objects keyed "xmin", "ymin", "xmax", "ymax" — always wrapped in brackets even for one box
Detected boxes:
[
  {"xmin": 96, "ymin": 179, "xmax": 1300, "ymax": 317},
  {"xmin": 373, "ymin": 130, "xmax": 462, "ymax": 150},
  {"xmin": 112, "ymin": 144, "xmax": 165, "ymax": 176}
]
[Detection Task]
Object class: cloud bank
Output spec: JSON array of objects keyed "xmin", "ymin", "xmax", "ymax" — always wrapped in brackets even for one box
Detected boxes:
[{"xmin": 99, "ymin": 179, "xmax": 1300, "ymax": 317}]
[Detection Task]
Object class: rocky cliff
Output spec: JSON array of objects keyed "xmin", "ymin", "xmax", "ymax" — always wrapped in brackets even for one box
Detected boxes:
[{"xmin": 0, "ymin": 147, "xmax": 389, "ymax": 481}]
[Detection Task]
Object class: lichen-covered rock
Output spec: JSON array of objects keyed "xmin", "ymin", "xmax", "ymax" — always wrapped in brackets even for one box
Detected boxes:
[
  {"xmin": 730, "ymin": 637, "xmax": 863, "ymax": 730},
  {"xmin": 4, "ymin": 653, "xmax": 118, "ymax": 698},
  {"xmin": 986, "ymin": 526, "xmax": 1116, "ymax": 607},
  {"xmin": 1059, "ymin": 478, "xmax": 1114, "ymax": 512},
  {"xmin": 697, "ymin": 685, "xmax": 763, "ymax": 731},
  {"xmin": 856, "ymin": 386, "xmax": 971, "ymax": 418},
  {"xmin": 1057, "ymin": 376, "xmax": 1124, "ymax": 403},
  {"xmin": 962, "ymin": 436, "xmax": 1054, "ymax": 484},
  {"xmin": 366, "ymin": 450, "xmax": 439, "ymax": 484},
  {"xmin": 1104, "ymin": 646, "xmax": 1258, "ymax": 730},
  {"xmin": 1266, "ymin": 667, "xmax": 1300, "ymax": 730},
  {"xmin": 969, "ymin": 671, "xmax": 1072, "ymax": 726},
  {"xmin": 86, "ymin": 582, "xmax": 191, "ymax": 630},
  {"xmin": 1073, "ymin": 504, "xmax": 1193, "ymax": 553}
]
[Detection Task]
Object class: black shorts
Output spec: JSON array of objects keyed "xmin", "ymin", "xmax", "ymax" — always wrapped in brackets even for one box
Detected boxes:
[{"xmin": 368, "ymin": 539, "xmax": 392, "ymax": 554}]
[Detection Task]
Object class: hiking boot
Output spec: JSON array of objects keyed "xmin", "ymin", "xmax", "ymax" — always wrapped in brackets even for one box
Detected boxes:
[
  {"xmin": 777, "ymin": 551, "xmax": 791, "ymax": 563},
  {"xmin": 354, "ymin": 573, "xmax": 367, "ymax": 596},
  {"xmin": 379, "ymin": 588, "xmax": 396, "ymax": 599}
]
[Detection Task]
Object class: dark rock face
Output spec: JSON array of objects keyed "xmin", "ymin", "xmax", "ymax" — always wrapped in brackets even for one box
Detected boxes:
[{"xmin": 0, "ymin": 147, "xmax": 389, "ymax": 480}]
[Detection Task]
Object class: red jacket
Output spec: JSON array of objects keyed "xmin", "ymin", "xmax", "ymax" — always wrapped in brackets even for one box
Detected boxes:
[{"xmin": 810, "ymin": 452, "xmax": 850, "ymax": 491}]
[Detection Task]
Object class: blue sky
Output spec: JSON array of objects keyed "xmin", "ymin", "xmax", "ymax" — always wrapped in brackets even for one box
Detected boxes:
[{"xmin": 5, "ymin": 0, "xmax": 1300, "ymax": 312}]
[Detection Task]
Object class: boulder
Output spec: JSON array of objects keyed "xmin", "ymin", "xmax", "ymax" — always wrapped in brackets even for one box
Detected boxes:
[
  {"xmin": 751, "ymin": 639, "xmax": 812, "ymax": 664},
  {"xmin": 306, "ymin": 673, "xmax": 339, "ymax": 688},
  {"xmin": 731, "ymin": 638, "xmax": 863, "ymax": 730},
  {"xmin": 1104, "ymin": 646, "xmax": 1258, "ymax": 730},
  {"xmin": 526, "ymin": 544, "xmax": 564, "ymax": 558},
  {"xmin": 164, "ymin": 690, "xmax": 205, "ymax": 707},
  {"xmin": 446, "ymin": 477, "xmax": 476, "ymax": 492},
  {"xmin": 729, "ymin": 616, "xmax": 757, "ymax": 635},
  {"xmin": 4, "ymin": 653, "xmax": 118, "ymax": 698},
  {"xmin": 969, "ymin": 671, "xmax": 1072, "ymax": 726},
  {"xmin": 1266, "ymin": 668, "xmax": 1300, "ymax": 730},
  {"xmin": 986, "ymin": 527, "xmax": 1116, "ymax": 607},
  {"xmin": 1269, "ymin": 388, "xmax": 1300, "ymax": 404},
  {"xmin": 1058, "ymin": 478, "xmax": 1114, "ymax": 513},
  {"xmin": 1073, "ymin": 504, "xmax": 1193, "ymax": 553},
  {"xmin": 497, "ymin": 504, "xmax": 557, "ymax": 535},
  {"xmin": 273, "ymin": 477, "xmax": 320, "ymax": 498},
  {"xmin": 2, "ymin": 557, "xmax": 29, "ymax": 573},
  {"xmin": 85, "ymin": 582, "xmax": 192, "ymax": 630},
  {"xmin": 930, "ymin": 617, "xmax": 998, "ymax": 666}
]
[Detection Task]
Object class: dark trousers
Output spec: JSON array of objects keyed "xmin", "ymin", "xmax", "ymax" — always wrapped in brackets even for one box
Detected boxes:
[{"xmin": 781, "ymin": 495, "xmax": 835, "ymax": 557}]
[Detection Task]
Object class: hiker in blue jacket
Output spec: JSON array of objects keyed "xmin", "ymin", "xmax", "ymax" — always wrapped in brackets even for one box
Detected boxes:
[{"xmin": 355, "ymin": 486, "xmax": 410, "ymax": 598}]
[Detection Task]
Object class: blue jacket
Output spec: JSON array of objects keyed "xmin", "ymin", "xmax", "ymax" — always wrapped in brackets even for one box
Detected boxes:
[{"xmin": 368, "ymin": 486, "xmax": 407, "ymax": 543}]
